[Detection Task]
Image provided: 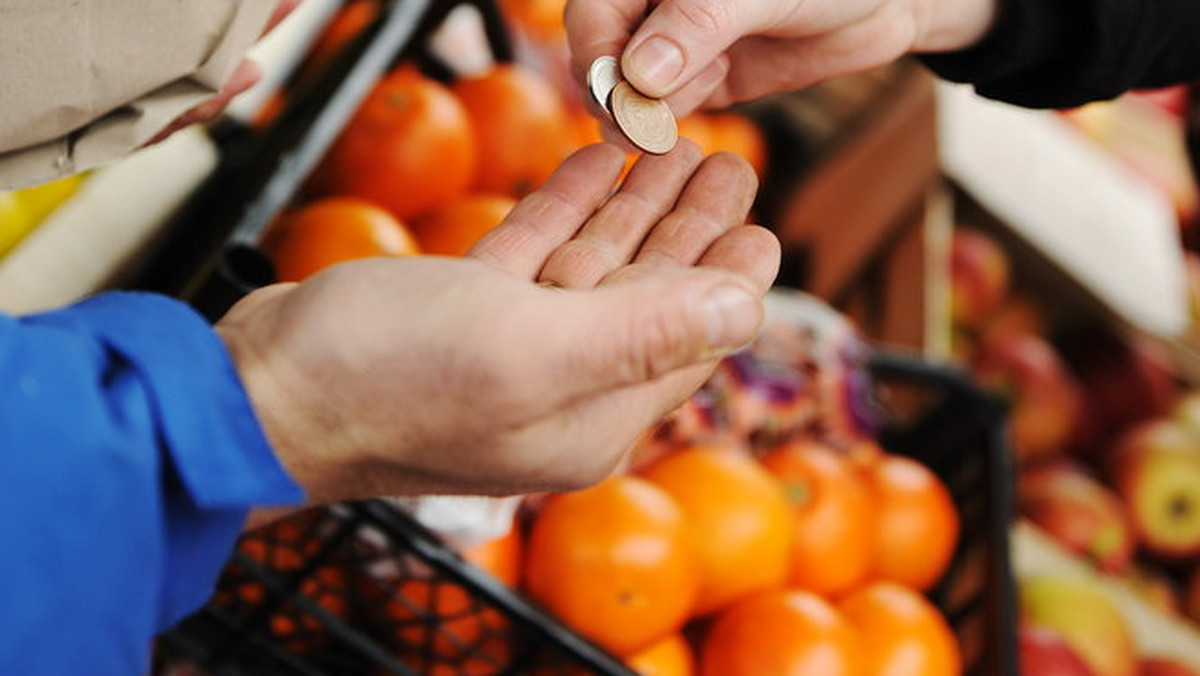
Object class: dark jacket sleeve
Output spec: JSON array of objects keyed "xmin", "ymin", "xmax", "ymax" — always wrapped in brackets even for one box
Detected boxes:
[
  {"xmin": 919, "ymin": 0, "xmax": 1200, "ymax": 108},
  {"xmin": 0, "ymin": 291, "xmax": 303, "ymax": 675}
]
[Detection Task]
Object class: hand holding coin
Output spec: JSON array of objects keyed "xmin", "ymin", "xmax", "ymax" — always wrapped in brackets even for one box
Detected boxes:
[{"xmin": 587, "ymin": 56, "xmax": 678, "ymax": 155}]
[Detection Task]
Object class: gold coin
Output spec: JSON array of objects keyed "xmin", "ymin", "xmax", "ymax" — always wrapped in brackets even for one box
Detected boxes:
[
  {"xmin": 587, "ymin": 56, "xmax": 622, "ymax": 112},
  {"xmin": 610, "ymin": 81, "xmax": 678, "ymax": 155}
]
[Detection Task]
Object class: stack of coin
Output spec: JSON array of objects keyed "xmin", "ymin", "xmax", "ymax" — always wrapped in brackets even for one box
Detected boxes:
[{"xmin": 587, "ymin": 56, "xmax": 678, "ymax": 155}]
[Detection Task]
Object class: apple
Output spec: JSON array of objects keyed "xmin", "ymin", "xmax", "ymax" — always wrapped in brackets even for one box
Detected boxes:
[
  {"xmin": 1020, "ymin": 461, "xmax": 1136, "ymax": 574},
  {"xmin": 973, "ymin": 332, "xmax": 1085, "ymax": 464},
  {"xmin": 1107, "ymin": 420, "xmax": 1200, "ymax": 561},
  {"xmin": 979, "ymin": 294, "xmax": 1047, "ymax": 343},
  {"xmin": 1019, "ymin": 625, "xmax": 1096, "ymax": 676},
  {"xmin": 1020, "ymin": 576, "xmax": 1137, "ymax": 676},
  {"xmin": 1060, "ymin": 328, "xmax": 1176, "ymax": 443},
  {"xmin": 1140, "ymin": 657, "xmax": 1200, "ymax": 676},
  {"xmin": 1185, "ymin": 563, "xmax": 1200, "ymax": 625},
  {"xmin": 950, "ymin": 228, "xmax": 1011, "ymax": 329}
]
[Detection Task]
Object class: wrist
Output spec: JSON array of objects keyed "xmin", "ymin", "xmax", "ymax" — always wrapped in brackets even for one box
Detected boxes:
[{"xmin": 910, "ymin": 0, "xmax": 998, "ymax": 52}]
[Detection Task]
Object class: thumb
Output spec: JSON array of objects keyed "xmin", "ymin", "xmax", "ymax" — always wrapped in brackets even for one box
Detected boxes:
[
  {"xmin": 621, "ymin": 0, "xmax": 756, "ymax": 98},
  {"xmin": 541, "ymin": 268, "xmax": 764, "ymax": 401}
]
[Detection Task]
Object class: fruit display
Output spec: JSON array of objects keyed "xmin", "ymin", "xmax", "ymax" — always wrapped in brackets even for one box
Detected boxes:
[
  {"xmin": 948, "ymin": 224, "xmax": 1200, "ymax": 664},
  {"xmin": 154, "ymin": 3, "xmax": 1009, "ymax": 675}
]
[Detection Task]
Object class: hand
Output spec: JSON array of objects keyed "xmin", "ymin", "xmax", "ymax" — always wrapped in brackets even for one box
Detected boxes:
[
  {"xmin": 218, "ymin": 142, "xmax": 780, "ymax": 505},
  {"xmin": 566, "ymin": 0, "xmax": 998, "ymax": 117}
]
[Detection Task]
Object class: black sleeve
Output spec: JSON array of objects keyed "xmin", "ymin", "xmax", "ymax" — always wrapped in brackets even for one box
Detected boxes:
[{"xmin": 919, "ymin": 0, "xmax": 1200, "ymax": 109}]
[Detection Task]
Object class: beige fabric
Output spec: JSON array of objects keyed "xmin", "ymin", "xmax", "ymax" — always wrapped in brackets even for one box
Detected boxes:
[{"xmin": 0, "ymin": 0, "xmax": 275, "ymax": 189}]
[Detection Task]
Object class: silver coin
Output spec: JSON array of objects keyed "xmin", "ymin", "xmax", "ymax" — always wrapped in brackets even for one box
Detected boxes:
[
  {"xmin": 610, "ymin": 81, "xmax": 678, "ymax": 154},
  {"xmin": 587, "ymin": 56, "xmax": 622, "ymax": 112}
]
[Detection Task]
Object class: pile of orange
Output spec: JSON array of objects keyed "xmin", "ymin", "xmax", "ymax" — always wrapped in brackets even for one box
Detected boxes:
[
  {"xmin": 326, "ymin": 407, "xmax": 961, "ymax": 676},
  {"xmin": 377, "ymin": 433, "xmax": 961, "ymax": 676},
  {"xmin": 507, "ymin": 437, "xmax": 963, "ymax": 676},
  {"xmin": 259, "ymin": 0, "xmax": 770, "ymax": 281}
]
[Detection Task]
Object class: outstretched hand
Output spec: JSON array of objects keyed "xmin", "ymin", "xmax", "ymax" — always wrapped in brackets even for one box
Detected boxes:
[{"xmin": 219, "ymin": 142, "xmax": 780, "ymax": 505}]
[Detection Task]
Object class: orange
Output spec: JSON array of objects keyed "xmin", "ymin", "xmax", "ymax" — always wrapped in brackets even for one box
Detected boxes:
[
  {"xmin": 269, "ymin": 566, "xmax": 349, "ymax": 656},
  {"xmin": 759, "ymin": 440, "xmax": 875, "ymax": 596},
  {"xmin": 868, "ymin": 455, "xmax": 960, "ymax": 591},
  {"xmin": 453, "ymin": 64, "xmax": 571, "ymax": 197},
  {"xmin": 700, "ymin": 589, "xmax": 864, "ymax": 676},
  {"xmin": 264, "ymin": 196, "xmax": 419, "ymax": 281},
  {"xmin": 500, "ymin": 0, "xmax": 568, "ymax": 40},
  {"xmin": 676, "ymin": 115, "xmax": 716, "ymax": 155},
  {"xmin": 844, "ymin": 438, "xmax": 887, "ymax": 471},
  {"xmin": 300, "ymin": 0, "xmax": 380, "ymax": 78},
  {"xmin": 462, "ymin": 523, "xmax": 522, "ymax": 588},
  {"xmin": 627, "ymin": 633, "xmax": 695, "ymax": 676},
  {"xmin": 413, "ymin": 194, "xmax": 516, "ymax": 257},
  {"xmin": 318, "ymin": 68, "xmax": 476, "ymax": 220},
  {"xmin": 838, "ymin": 582, "xmax": 962, "ymax": 676},
  {"xmin": 524, "ymin": 476, "xmax": 700, "ymax": 656},
  {"xmin": 639, "ymin": 445, "xmax": 791, "ymax": 616},
  {"xmin": 374, "ymin": 575, "xmax": 512, "ymax": 675},
  {"xmin": 567, "ymin": 108, "xmax": 605, "ymax": 149},
  {"xmin": 707, "ymin": 113, "xmax": 767, "ymax": 178}
]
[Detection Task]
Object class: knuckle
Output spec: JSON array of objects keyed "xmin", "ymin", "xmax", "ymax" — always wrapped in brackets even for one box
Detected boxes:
[
  {"xmin": 544, "ymin": 239, "xmax": 619, "ymax": 286},
  {"xmin": 673, "ymin": 0, "xmax": 734, "ymax": 38},
  {"xmin": 623, "ymin": 308, "xmax": 690, "ymax": 383}
]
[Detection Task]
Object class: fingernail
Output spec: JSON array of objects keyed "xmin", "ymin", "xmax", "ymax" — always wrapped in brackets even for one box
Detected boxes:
[
  {"xmin": 627, "ymin": 36, "xmax": 685, "ymax": 94},
  {"xmin": 703, "ymin": 285, "xmax": 760, "ymax": 349}
]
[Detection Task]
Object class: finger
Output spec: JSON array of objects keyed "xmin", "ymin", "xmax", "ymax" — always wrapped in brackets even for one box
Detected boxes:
[
  {"xmin": 469, "ymin": 144, "xmax": 626, "ymax": 278},
  {"xmin": 695, "ymin": 225, "xmax": 781, "ymax": 294},
  {"xmin": 620, "ymin": 0, "xmax": 767, "ymax": 99},
  {"xmin": 529, "ymin": 266, "xmax": 763, "ymax": 406},
  {"xmin": 565, "ymin": 0, "xmax": 648, "ymax": 92},
  {"xmin": 632, "ymin": 152, "xmax": 758, "ymax": 266},
  {"xmin": 719, "ymin": 9, "xmax": 917, "ymax": 103},
  {"xmin": 663, "ymin": 54, "xmax": 730, "ymax": 118},
  {"xmin": 538, "ymin": 140, "xmax": 704, "ymax": 288},
  {"xmin": 599, "ymin": 118, "xmax": 640, "ymax": 154}
]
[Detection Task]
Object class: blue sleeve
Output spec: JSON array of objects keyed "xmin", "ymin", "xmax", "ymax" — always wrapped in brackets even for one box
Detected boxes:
[{"xmin": 0, "ymin": 291, "xmax": 304, "ymax": 675}]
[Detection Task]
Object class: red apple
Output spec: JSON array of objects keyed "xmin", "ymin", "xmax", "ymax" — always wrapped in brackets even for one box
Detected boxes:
[
  {"xmin": 1020, "ymin": 461, "xmax": 1136, "ymax": 574},
  {"xmin": 979, "ymin": 294, "xmax": 1047, "ymax": 344},
  {"xmin": 1060, "ymin": 328, "xmax": 1176, "ymax": 444},
  {"xmin": 973, "ymin": 332, "xmax": 1085, "ymax": 465},
  {"xmin": 1108, "ymin": 420, "xmax": 1200, "ymax": 561},
  {"xmin": 1020, "ymin": 625, "xmax": 1097, "ymax": 676},
  {"xmin": 950, "ymin": 228, "xmax": 1012, "ymax": 329},
  {"xmin": 1140, "ymin": 657, "xmax": 1200, "ymax": 676},
  {"xmin": 1020, "ymin": 576, "xmax": 1137, "ymax": 676}
]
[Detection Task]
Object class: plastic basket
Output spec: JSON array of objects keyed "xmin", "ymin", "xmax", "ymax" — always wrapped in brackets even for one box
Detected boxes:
[{"xmin": 155, "ymin": 351, "xmax": 1017, "ymax": 676}]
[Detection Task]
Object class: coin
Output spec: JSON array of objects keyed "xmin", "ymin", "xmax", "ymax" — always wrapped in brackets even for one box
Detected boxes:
[
  {"xmin": 610, "ymin": 81, "xmax": 678, "ymax": 154},
  {"xmin": 587, "ymin": 56, "xmax": 622, "ymax": 111}
]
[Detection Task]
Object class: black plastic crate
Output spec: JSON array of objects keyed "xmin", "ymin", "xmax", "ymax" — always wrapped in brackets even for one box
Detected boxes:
[{"xmin": 154, "ymin": 351, "xmax": 1017, "ymax": 676}]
